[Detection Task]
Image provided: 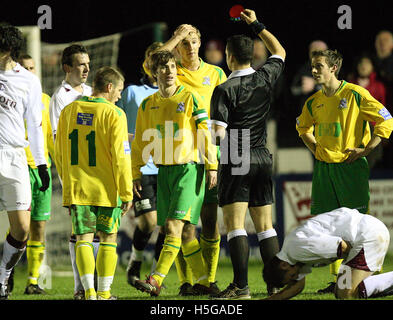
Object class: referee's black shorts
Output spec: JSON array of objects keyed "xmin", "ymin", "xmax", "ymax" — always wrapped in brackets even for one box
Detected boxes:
[
  {"xmin": 132, "ymin": 174, "xmax": 157, "ymax": 217},
  {"xmin": 218, "ymin": 147, "xmax": 274, "ymax": 207}
]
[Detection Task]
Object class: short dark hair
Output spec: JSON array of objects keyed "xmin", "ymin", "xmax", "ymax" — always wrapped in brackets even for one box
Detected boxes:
[
  {"xmin": 0, "ymin": 24, "xmax": 24, "ymax": 60},
  {"xmin": 149, "ymin": 50, "xmax": 176, "ymax": 79},
  {"xmin": 311, "ymin": 49, "xmax": 343, "ymax": 77},
  {"xmin": 18, "ymin": 53, "xmax": 32, "ymax": 61},
  {"xmin": 93, "ymin": 66, "xmax": 124, "ymax": 93},
  {"xmin": 226, "ymin": 35, "xmax": 254, "ymax": 65},
  {"xmin": 263, "ymin": 256, "xmax": 287, "ymax": 289},
  {"xmin": 61, "ymin": 44, "xmax": 88, "ymax": 69}
]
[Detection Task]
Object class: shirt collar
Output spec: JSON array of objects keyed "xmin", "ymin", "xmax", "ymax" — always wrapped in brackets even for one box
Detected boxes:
[
  {"xmin": 62, "ymin": 80, "xmax": 89, "ymax": 93},
  {"xmin": 227, "ymin": 67, "xmax": 255, "ymax": 80}
]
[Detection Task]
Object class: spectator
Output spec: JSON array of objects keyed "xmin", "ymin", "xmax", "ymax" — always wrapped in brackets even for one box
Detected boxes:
[{"xmin": 204, "ymin": 39, "xmax": 228, "ymax": 75}]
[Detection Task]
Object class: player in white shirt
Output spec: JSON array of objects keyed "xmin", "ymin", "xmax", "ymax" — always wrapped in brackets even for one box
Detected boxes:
[
  {"xmin": 0, "ymin": 25, "xmax": 49, "ymax": 299},
  {"xmin": 49, "ymin": 44, "xmax": 94, "ymax": 300},
  {"xmin": 263, "ymin": 207, "xmax": 393, "ymax": 299},
  {"xmin": 50, "ymin": 44, "xmax": 92, "ymax": 138}
]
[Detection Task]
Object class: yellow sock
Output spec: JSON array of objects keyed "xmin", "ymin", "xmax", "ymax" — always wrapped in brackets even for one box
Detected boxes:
[
  {"xmin": 154, "ymin": 235, "xmax": 181, "ymax": 286},
  {"xmin": 75, "ymin": 241, "xmax": 96, "ymax": 299},
  {"xmin": 182, "ymin": 239, "xmax": 209, "ymax": 287},
  {"xmin": 200, "ymin": 234, "xmax": 220, "ymax": 283},
  {"xmin": 175, "ymin": 250, "xmax": 194, "ymax": 286},
  {"xmin": 26, "ymin": 240, "xmax": 45, "ymax": 285},
  {"xmin": 96, "ymin": 242, "xmax": 117, "ymax": 299},
  {"xmin": 330, "ymin": 259, "xmax": 343, "ymax": 282}
]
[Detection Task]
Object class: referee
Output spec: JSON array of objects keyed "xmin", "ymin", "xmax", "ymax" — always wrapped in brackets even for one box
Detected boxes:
[{"xmin": 210, "ymin": 9, "xmax": 285, "ymax": 299}]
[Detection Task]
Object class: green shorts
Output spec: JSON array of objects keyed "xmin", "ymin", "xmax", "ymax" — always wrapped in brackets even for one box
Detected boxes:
[
  {"xmin": 69, "ymin": 201, "xmax": 122, "ymax": 235},
  {"xmin": 29, "ymin": 165, "xmax": 52, "ymax": 221},
  {"xmin": 157, "ymin": 163, "xmax": 205, "ymax": 226},
  {"xmin": 311, "ymin": 158, "xmax": 370, "ymax": 215}
]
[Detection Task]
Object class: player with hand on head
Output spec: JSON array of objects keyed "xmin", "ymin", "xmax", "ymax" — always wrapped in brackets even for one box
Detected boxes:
[
  {"xmin": 54, "ymin": 66, "xmax": 133, "ymax": 300},
  {"xmin": 152, "ymin": 21, "xmax": 227, "ymax": 296},
  {"xmin": 296, "ymin": 48, "xmax": 393, "ymax": 293},
  {"xmin": 263, "ymin": 207, "xmax": 393, "ymax": 300},
  {"xmin": 0, "ymin": 25, "xmax": 49, "ymax": 300},
  {"xmin": 49, "ymin": 44, "xmax": 96, "ymax": 300},
  {"xmin": 132, "ymin": 50, "xmax": 218, "ymax": 297},
  {"xmin": 210, "ymin": 8, "xmax": 285, "ymax": 299},
  {"xmin": 17, "ymin": 54, "xmax": 54, "ymax": 295}
]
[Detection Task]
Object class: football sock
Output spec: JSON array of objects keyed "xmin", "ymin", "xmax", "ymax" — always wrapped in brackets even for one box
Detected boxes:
[
  {"xmin": 182, "ymin": 238, "xmax": 209, "ymax": 287},
  {"xmin": 69, "ymin": 236, "xmax": 84, "ymax": 292},
  {"xmin": 330, "ymin": 259, "xmax": 343, "ymax": 282},
  {"xmin": 227, "ymin": 229, "xmax": 249, "ymax": 289},
  {"xmin": 0, "ymin": 234, "xmax": 27, "ymax": 285},
  {"xmin": 200, "ymin": 234, "xmax": 221, "ymax": 283},
  {"xmin": 358, "ymin": 271, "xmax": 393, "ymax": 298},
  {"xmin": 26, "ymin": 240, "xmax": 45, "ymax": 285},
  {"xmin": 153, "ymin": 235, "xmax": 181, "ymax": 286},
  {"xmin": 96, "ymin": 242, "xmax": 118, "ymax": 299},
  {"xmin": 257, "ymin": 229, "xmax": 280, "ymax": 266},
  {"xmin": 75, "ymin": 241, "xmax": 96, "ymax": 299},
  {"xmin": 175, "ymin": 250, "xmax": 194, "ymax": 286}
]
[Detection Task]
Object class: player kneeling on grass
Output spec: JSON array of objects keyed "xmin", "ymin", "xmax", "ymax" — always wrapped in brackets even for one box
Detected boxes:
[
  {"xmin": 131, "ymin": 50, "xmax": 218, "ymax": 296},
  {"xmin": 54, "ymin": 67, "xmax": 133, "ymax": 300},
  {"xmin": 263, "ymin": 207, "xmax": 393, "ymax": 300}
]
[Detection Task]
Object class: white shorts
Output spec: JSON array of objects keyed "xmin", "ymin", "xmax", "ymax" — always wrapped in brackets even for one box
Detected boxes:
[
  {"xmin": 343, "ymin": 214, "xmax": 390, "ymax": 272},
  {"xmin": 0, "ymin": 148, "xmax": 31, "ymax": 211}
]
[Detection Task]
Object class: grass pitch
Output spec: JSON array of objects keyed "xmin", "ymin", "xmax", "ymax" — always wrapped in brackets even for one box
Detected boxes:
[{"xmin": 7, "ymin": 254, "xmax": 393, "ymax": 301}]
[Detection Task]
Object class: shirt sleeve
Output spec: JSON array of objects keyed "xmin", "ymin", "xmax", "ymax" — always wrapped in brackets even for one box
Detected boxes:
[
  {"xmin": 358, "ymin": 88, "xmax": 393, "ymax": 139},
  {"xmin": 53, "ymin": 110, "xmax": 64, "ymax": 179},
  {"xmin": 296, "ymin": 98, "xmax": 315, "ymax": 136},
  {"xmin": 49, "ymin": 94, "xmax": 65, "ymax": 138},
  {"xmin": 110, "ymin": 108, "xmax": 133, "ymax": 202},
  {"xmin": 210, "ymin": 85, "xmax": 229, "ymax": 129},
  {"xmin": 255, "ymin": 56, "xmax": 285, "ymax": 90},
  {"xmin": 191, "ymin": 93, "xmax": 218, "ymax": 171},
  {"xmin": 25, "ymin": 76, "xmax": 46, "ymax": 166},
  {"xmin": 131, "ymin": 98, "xmax": 149, "ymax": 180}
]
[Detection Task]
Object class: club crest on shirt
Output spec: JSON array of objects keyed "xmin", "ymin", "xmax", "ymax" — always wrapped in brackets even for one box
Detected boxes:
[
  {"xmin": 338, "ymin": 98, "xmax": 347, "ymax": 109},
  {"xmin": 176, "ymin": 102, "xmax": 185, "ymax": 113},
  {"xmin": 0, "ymin": 83, "xmax": 5, "ymax": 91},
  {"xmin": 202, "ymin": 76, "xmax": 211, "ymax": 86}
]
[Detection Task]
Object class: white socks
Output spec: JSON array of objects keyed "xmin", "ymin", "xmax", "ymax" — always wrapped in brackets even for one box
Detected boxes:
[{"xmin": 360, "ymin": 271, "xmax": 393, "ymax": 298}]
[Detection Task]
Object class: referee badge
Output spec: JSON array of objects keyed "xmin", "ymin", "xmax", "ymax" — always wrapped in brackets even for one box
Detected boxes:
[{"xmin": 338, "ymin": 98, "xmax": 347, "ymax": 109}]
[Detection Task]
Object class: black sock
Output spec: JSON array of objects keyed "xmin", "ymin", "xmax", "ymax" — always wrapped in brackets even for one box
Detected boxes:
[
  {"xmin": 259, "ymin": 236, "xmax": 280, "ymax": 266},
  {"xmin": 133, "ymin": 226, "xmax": 152, "ymax": 251},
  {"xmin": 228, "ymin": 236, "xmax": 249, "ymax": 288},
  {"xmin": 154, "ymin": 232, "xmax": 165, "ymax": 262}
]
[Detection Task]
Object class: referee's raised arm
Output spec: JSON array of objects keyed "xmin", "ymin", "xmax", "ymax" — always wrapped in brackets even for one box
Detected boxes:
[{"xmin": 240, "ymin": 9, "xmax": 286, "ymax": 60}]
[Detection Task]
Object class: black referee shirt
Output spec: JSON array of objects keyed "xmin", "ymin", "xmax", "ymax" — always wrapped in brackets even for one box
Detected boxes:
[{"xmin": 210, "ymin": 55, "xmax": 285, "ymax": 157}]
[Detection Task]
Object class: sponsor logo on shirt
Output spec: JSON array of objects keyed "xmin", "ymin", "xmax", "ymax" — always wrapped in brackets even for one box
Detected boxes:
[
  {"xmin": 338, "ymin": 98, "xmax": 347, "ymax": 109},
  {"xmin": 378, "ymin": 107, "xmax": 392, "ymax": 120},
  {"xmin": 0, "ymin": 94, "xmax": 17, "ymax": 109},
  {"xmin": 176, "ymin": 102, "xmax": 185, "ymax": 113},
  {"xmin": 76, "ymin": 113, "xmax": 94, "ymax": 125}
]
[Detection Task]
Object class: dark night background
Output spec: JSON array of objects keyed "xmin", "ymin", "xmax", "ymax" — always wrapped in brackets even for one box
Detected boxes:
[{"xmin": 2, "ymin": 0, "xmax": 393, "ymax": 153}]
